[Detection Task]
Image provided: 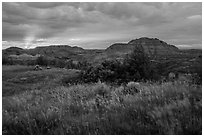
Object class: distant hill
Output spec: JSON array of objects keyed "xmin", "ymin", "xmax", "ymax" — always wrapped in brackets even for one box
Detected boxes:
[
  {"xmin": 3, "ymin": 47, "xmax": 25, "ymax": 56},
  {"xmin": 2, "ymin": 37, "xmax": 200, "ymax": 64},
  {"xmin": 26, "ymin": 45, "xmax": 85, "ymax": 60},
  {"xmin": 105, "ymin": 37, "xmax": 179, "ymax": 58}
]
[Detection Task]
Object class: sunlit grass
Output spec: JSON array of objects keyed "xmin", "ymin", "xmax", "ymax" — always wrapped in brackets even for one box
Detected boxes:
[{"xmin": 2, "ymin": 80, "xmax": 202, "ymax": 135}]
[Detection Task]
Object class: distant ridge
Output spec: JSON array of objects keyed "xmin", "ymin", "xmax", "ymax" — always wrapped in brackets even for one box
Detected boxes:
[
  {"xmin": 3, "ymin": 37, "xmax": 183, "ymax": 63},
  {"xmin": 3, "ymin": 47, "xmax": 25, "ymax": 56},
  {"xmin": 106, "ymin": 37, "xmax": 179, "ymax": 57}
]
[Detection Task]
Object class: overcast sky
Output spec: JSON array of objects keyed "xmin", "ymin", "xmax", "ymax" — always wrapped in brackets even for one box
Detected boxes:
[{"xmin": 2, "ymin": 2, "xmax": 202, "ymax": 49}]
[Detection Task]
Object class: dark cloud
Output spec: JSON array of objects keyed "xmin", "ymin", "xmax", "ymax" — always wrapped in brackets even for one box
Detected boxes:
[{"xmin": 2, "ymin": 2, "xmax": 202, "ymax": 49}]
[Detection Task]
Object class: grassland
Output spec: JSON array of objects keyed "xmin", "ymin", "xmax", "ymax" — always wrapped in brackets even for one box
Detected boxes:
[{"xmin": 2, "ymin": 65, "xmax": 202, "ymax": 135}]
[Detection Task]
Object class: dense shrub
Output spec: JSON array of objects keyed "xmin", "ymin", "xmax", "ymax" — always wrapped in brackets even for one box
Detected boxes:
[
  {"xmin": 123, "ymin": 45, "xmax": 152, "ymax": 81},
  {"xmin": 2, "ymin": 56, "xmax": 14, "ymax": 65},
  {"xmin": 55, "ymin": 59, "xmax": 66, "ymax": 68},
  {"xmin": 81, "ymin": 60, "xmax": 124, "ymax": 83},
  {"xmin": 81, "ymin": 46, "xmax": 158, "ymax": 84},
  {"xmin": 191, "ymin": 57, "xmax": 202, "ymax": 84},
  {"xmin": 36, "ymin": 56, "xmax": 48, "ymax": 66}
]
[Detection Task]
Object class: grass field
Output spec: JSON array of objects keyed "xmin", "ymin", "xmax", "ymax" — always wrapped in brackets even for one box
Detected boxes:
[
  {"xmin": 2, "ymin": 65, "xmax": 80, "ymax": 97},
  {"xmin": 2, "ymin": 65, "xmax": 202, "ymax": 135}
]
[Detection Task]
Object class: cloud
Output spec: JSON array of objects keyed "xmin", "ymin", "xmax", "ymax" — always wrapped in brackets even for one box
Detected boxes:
[
  {"xmin": 24, "ymin": 2, "xmax": 65, "ymax": 9},
  {"xmin": 176, "ymin": 44, "xmax": 193, "ymax": 49},
  {"xmin": 36, "ymin": 38, "xmax": 46, "ymax": 42},
  {"xmin": 2, "ymin": 2, "xmax": 202, "ymax": 49},
  {"xmin": 187, "ymin": 15, "xmax": 202, "ymax": 20}
]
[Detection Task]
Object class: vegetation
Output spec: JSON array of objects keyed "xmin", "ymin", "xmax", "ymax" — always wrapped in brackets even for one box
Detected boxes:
[
  {"xmin": 2, "ymin": 77, "xmax": 202, "ymax": 134},
  {"xmin": 81, "ymin": 46, "xmax": 160, "ymax": 83},
  {"xmin": 2, "ymin": 64, "xmax": 202, "ymax": 135},
  {"xmin": 2, "ymin": 56, "xmax": 14, "ymax": 65},
  {"xmin": 2, "ymin": 65, "xmax": 81, "ymax": 97},
  {"xmin": 123, "ymin": 46, "xmax": 152, "ymax": 81},
  {"xmin": 36, "ymin": 56, "xmax": 48, "ymax": 66},
  {"xmin": 2, "ymin": 55, "xmax": 90, "ymax": 70},
  {"xmin": 2, "ymin": 46, "xmax": 202, "ymax": 135}
]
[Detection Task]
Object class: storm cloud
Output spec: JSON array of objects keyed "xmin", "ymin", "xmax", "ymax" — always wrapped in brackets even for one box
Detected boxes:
[{"xmin": 2, "ymin": 2, "xmax": 202, "ymax": 49}]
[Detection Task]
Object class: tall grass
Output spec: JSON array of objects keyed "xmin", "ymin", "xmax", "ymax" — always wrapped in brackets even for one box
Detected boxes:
[
  {"xmin": 2, "ymin": 65, "xmax": 81, "ymax": 96},
  {"xmin": 2, "ymin": 81, "xmax": 202, "ymax": 135}
]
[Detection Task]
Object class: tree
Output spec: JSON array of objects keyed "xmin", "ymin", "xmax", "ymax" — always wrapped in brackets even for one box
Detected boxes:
[{"xmin": 124, "ymin": 45, "xmax": 151, "ymax": 81}]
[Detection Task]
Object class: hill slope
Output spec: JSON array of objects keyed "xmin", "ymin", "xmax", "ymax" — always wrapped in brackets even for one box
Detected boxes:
[
  {"xmin": 105, "ymin": 37, "xmax": 179, "ymax": 58},
  {"xmin": 2, "ymin": 37, "xmax": 200, "ymax": 65}
]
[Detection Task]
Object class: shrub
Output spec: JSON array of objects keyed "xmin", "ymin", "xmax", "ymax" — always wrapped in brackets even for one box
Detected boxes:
[
  {"xmin": 191, "ymin": 57, "xmax": 202, "ymax": 84},
  {"xmin": 81, "ymin": 60, "xmax": 126, "ymax": 84},
  {"xmin": 78, "ymin": 61, "xmax": 90, "ymax": 70},
  {"xmin": 80, "ymin": 66, "xmax": 100, "ymax": 83},
  {"xmin": 55, "ymin": 59, "xmax": 66, "ymax": 68},
  {"xmin": 123, "ymin": 45, "xmax": 152, "ymax": 81},
  {"xmin": 36, "ymin": 56, "xmax": 48, "ymax": 66},
  {"xmin": 2, "ymin": 56, "xmax": 14, "ymax": 65},
  {"xmin": 81, "ymin": 46, "xmax": 160, "ymax": 83}
]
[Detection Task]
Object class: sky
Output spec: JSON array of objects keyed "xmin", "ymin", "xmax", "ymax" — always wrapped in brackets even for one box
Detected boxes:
[{"xmin": 2, "ymin": 2, "xmax": 202, "ymax": 49}]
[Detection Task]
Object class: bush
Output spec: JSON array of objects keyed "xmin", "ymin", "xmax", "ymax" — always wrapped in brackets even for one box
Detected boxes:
[
  {"xmin": 81, "ymin": 46, "xmax": 159, "ymax": 84},
  {"xmin": 191, "ymin": 57, "xmax": 202, "ymax": 84},
  {"xmin": 55, "ymin": 59, "xmax": 66, "ymax": 68},
  {"xmin": 2, "ymin": 56, "xmax": 14, "ymax": 65},
  {"xmin": 123, "ymin": 45, "xmax": 152, "ymax": 81},
  {"xmin": 77, "ymin": 61, "xmax": 90, "ymax": 70},
  {"xmin": 36, "ymin": 56, "xmax": 48, "ymax": 66},
  {"xmin": 81, "ymin": 61, "xmax": 124, "ymax": 83}
]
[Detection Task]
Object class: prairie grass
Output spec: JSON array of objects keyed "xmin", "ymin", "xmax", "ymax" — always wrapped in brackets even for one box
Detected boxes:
[
  {"xmin": 2, "ymin": 78, "xmax": 202, "ymax": 134},
  {"xmin": 2, "ymin": 65, "xmax": 80, "ymax": 96}
]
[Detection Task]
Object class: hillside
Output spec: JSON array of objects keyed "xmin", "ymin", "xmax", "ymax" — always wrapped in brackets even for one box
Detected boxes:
[
  {"xmin": 105, "ymin": 37, "xmax": 179, "ymax": 59},
  {"xmin": 3, "ymin": 37, "xmax": 179, "ymax": 60},
  {"xmin": 2, "ymin": 47, "xmax": 25, "ymax": 56},
  {"xmin": 2, "ymin": 37, "xmax": 201, "ymax": 68}
]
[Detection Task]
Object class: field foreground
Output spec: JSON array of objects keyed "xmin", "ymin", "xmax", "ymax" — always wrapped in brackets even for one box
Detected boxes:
[{"xmin": 2, "ymin": 65, "xmax": 202, "ymax": 135}]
